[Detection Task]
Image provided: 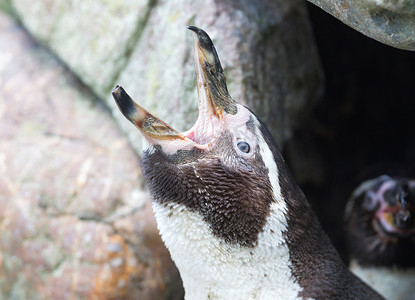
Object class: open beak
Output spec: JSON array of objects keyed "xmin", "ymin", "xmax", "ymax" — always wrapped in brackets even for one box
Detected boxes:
[
  {"xmin": 375, "ymin": 180, "xmax": 415, "ymax": 236},
  {"xmin": 112, "ymin": 26, "xmax": 237, "ymax": 150}
]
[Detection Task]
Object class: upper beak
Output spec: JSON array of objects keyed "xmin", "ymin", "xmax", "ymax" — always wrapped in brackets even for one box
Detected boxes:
[
  {"xmin": 187, "ymin": 26, "xmax": 237, "ymax": 117},
  {"xmin": 112, "ymin": 26, "xmax": 236, "ymax": 145}
]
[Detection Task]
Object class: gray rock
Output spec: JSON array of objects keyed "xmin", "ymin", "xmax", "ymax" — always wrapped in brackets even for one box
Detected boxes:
[
  {"xmin": 4, "ymin": 0, "xmax": 323, "ymax": 151},
  {"xmin": 9, "ymin": 0, "xmax": 154, "ymax": 96},
  {"xmin": 0, "ymin": 12, "xmax": 182, "ymax": 300},
  {"xmin": 307, "ymin": 0, "xmax": 415, "ymax": 50}
]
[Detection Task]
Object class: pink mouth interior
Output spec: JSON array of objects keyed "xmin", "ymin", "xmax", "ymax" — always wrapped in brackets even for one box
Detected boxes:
[{"xmin": 182, "ymin": 103, "xmax": 221, "ymax": 146}]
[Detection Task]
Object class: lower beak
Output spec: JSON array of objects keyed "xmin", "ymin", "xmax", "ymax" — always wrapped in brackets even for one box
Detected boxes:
[{"xmin": 112, "ymin": 85, "xmax": 188, "ymax": 142}]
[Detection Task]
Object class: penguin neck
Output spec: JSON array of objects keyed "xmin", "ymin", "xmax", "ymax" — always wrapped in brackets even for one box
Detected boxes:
[{"xmin": 152, "ymin": 201, "xmax": 304, "ymax": 300}]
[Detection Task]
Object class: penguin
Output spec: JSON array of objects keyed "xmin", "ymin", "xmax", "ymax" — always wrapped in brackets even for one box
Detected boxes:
[
  {"xmin": 345, "ymin": 175, "xmax": 415, "ymax": 300},
  {"xmin": 112, "ymin": 26, "xmax": 382, "ymax": 300}
]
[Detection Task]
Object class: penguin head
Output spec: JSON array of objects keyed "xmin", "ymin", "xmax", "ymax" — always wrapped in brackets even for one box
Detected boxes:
[
  {"xmin": 346, "ymin": 176, "xmax": 415, "ymax": 267},
  {"xmin": 112, "ymin": 26, "xmax": 289, "ymax": 248}
]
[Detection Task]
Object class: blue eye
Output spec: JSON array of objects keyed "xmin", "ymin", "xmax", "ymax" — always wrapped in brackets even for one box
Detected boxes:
[{"xmin": 237, "ymin": 141, "xmax": 250, "ymax": 153}]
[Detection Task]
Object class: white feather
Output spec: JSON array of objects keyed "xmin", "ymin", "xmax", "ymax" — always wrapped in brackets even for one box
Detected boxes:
[{"xmin": 350, "ymin": 260, "xmax": 415, "ymax": 300}]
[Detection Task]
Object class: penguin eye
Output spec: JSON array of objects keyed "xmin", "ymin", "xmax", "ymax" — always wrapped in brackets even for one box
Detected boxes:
[{"xmin": 237, "ymin": 141, "xmax": 250, "ymax": 153}]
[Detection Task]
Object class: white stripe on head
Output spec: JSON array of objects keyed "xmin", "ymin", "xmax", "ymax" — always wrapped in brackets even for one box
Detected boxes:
[
  {"xmin": 344, "ymin": 175, "xmax": 392, "ymax": 219},
  {"xmin": 253, "ymin": 116, "xmax": 286, "ymax": 208}
]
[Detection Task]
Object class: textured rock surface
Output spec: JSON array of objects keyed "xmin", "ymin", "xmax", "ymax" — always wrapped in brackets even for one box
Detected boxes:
[
  {"xmin": 3, "ymin": 0, "xmax": 323, "ymax": 151},
  {"xmin": 0, "ymin": 12, "xmax": 182, "ymax": 300},
  {"xmin": 8, "ymin": 0, "xmax": 153, "ymax": 96},
  {"xmin": 307, "ymin": 0, "xmax": 415, "ymax": 50}
]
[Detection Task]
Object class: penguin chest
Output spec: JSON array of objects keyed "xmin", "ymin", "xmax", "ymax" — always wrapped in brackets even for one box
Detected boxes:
[
  {"xmin": 152, "ymin": 201, "xmax": 304, "ymax": 300},
  {"xmin": 350, "ymin": 261, "xmax": 415, "ymax": 300}
]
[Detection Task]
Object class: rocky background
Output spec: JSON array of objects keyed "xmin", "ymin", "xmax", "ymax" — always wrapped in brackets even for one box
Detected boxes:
[
  {"xmin": 0, "ymin": 10, "xmax": 182, "ymax": 300},
  {"xmin": 0, "ymin": 0, "xmax": 414, "ymax": 299},
  {"xmin": 0, "ymin": 0, "xmax": 322, "ymax": 299}
]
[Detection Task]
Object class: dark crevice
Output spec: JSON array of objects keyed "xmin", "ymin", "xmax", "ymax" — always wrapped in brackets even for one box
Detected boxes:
[{"xmin": 285, "ymin": 3, "xmax": 415, "ymax": 261}]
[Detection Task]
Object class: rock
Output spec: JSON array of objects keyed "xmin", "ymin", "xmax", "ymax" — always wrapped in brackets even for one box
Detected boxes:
[
  {"xmin": 307, "ymin": 0, "xmax": 415, "ymax": 50},
  {"xmin": 7, "ymin": 0, "xmax": 154, "ymax": 97},
  {"xmin": 0, "ymin": 12, "xmax": 182, "ymax": 300},
  {"xmin": 3, "ymin": 0, "xmax": 323, "ymax": 150}
]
